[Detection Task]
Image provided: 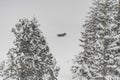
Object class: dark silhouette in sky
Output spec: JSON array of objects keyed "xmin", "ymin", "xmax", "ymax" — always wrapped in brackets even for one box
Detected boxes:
[{"xmin": 57, "ymin": 33, "xmax": 67, "ymax": 37}]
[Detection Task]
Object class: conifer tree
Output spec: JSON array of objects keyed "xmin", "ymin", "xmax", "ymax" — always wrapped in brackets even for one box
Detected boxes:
[
  {"xmin": 0, "ymin": 18, "xmax": 59, "ymax": 80},
  {"xmin": 71, "ymin": 0, "xmax": 120, "ymax": 80},
  {"xmin": 108, "ymin": 0, "xmax": 120, "ymax": 79}
]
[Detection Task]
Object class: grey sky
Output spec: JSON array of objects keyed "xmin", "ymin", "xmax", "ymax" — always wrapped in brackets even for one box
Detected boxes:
[{"xmin": 0, "ymin": 0, "xmax": 92, "ymax": 80}]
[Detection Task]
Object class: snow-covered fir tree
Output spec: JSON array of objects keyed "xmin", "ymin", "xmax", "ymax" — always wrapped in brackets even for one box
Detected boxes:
[
  {"xmin": 71, "ymin": 0, "xmax": 120, "ymax": 80},
  {"xmin": 0, "ymin": 18, "xmax": 59, "ymax": 80}
]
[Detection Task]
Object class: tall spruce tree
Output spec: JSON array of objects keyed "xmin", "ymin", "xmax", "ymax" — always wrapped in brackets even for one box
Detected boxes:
[
  {"xmin": 108, "ymin": 0, "xmax": 120, "ymax": 79},
  {"xmin": 71, "ymin": 0, "xmax": 120, "ymax": 80},
  {"xmin": 0, "ymin": 18, "xmax": 59, "ymax": 80}
]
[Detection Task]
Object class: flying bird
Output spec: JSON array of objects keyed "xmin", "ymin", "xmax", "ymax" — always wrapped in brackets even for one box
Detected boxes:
[{"xmin": 57, "ymin": 33, "xmax": 67, "ymax": 37}]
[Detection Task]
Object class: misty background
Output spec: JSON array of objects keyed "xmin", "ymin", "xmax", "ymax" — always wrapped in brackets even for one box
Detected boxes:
[{"xmin": 0, "ymin": 0, "xmax": 92, "ymax": 80}]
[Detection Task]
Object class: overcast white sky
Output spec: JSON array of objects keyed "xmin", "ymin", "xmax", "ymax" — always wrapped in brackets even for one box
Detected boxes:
[{"xmin": 0, "ymin": 0, "xmax": 92, "ymax": 80}]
